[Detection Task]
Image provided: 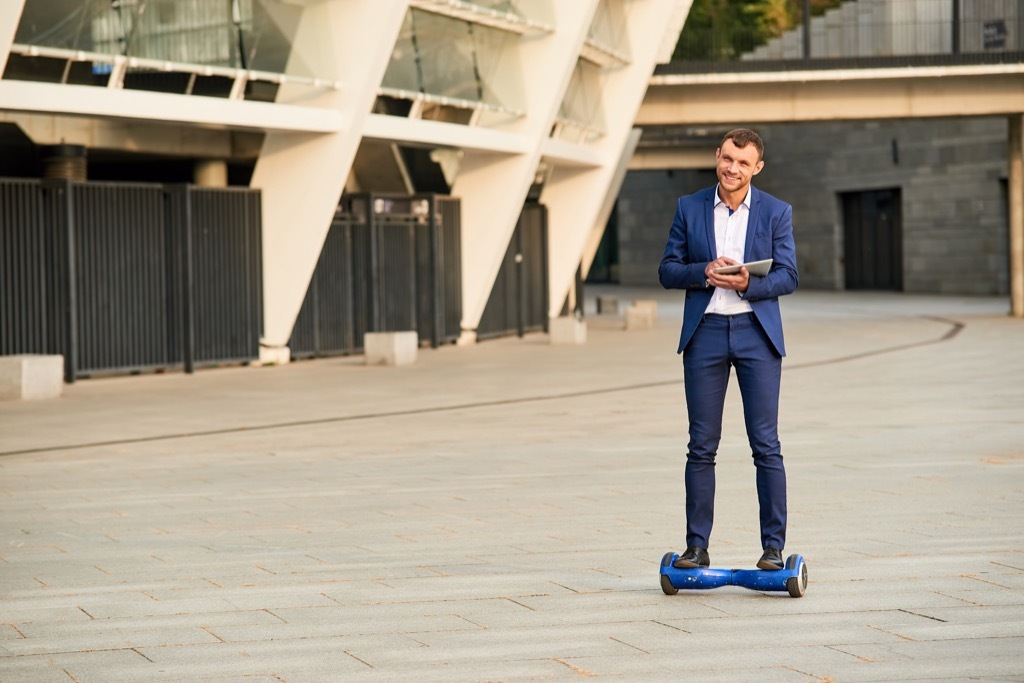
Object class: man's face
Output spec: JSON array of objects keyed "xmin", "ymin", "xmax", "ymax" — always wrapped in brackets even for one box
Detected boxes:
[{"xmin": 715, "ymin": 138, "xmax": 763, "ymax": 195}]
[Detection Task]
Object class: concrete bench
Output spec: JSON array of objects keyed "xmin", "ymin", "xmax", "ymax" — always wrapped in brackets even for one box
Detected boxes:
[
  {"xmin": 623, "ymin": 299, "xmax": 658, "ymax": 331},
  {"xmin": 0, "ymin": 355, "xmax": 64, "ymax": 401},
  {"xmin": 632, "ymin": 299, "xmax": 658, "ymax": 313},
  {"xmin": 364, "ymin": 332, "xmax": 418, "ymax": 366},
  {"xmin": 596, "ymin": 296, "xmax": 619, "ymax": 315},
  {"xmin": 624, "ymin": 305, "xmax": 655, "ymax": 330}
]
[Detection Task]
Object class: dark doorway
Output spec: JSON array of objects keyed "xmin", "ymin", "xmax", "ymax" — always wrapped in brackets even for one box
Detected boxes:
[
  {"xmin": 1000, "ymin": 178, "xmax": 1009, "ymax": 294},
  {"xmin": 842, "ymin": 188, "xmax": 903, "ymax": 290}
]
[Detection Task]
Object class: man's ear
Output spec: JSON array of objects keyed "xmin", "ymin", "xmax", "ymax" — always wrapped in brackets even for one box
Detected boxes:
[{"xmin": 753, "ymin": 160, "xmax": 764, "ymax": 176}]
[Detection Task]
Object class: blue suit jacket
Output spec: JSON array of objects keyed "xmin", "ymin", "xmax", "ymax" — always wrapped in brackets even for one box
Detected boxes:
[{"xmin": 658, "ymin": 185, "xmax": 798, "ymax": 356}]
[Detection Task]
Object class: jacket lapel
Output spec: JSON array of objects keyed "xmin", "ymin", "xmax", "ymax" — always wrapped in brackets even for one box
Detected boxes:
[
  {"xmin": 704, "ymin": 188, "xmax": 717, "ymax": 259},
  {"xmin": 744, "ymin": 186, "xmax": 761, "ymax": 260}
]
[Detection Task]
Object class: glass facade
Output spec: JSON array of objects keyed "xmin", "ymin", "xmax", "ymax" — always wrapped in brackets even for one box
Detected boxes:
[
  {"xmin": 6, "ymin": 0, "xmax": 619, "ymax": 139},
  {"xmin": 556, "ymin": 59, "xmax": 605, "ymax": 143},
  {"xmin": 550, "ymin": 0, "xmax": 636, "ymax": 144},
  {"xmin": 587, "ymin": 0, "xmax": 630, "ymax": 62},
  {"xmin": 14, "ymin": 0, "xmax": 298, "ymax": 71},
  {"xmin": 382, "ymin": 8, "xmax": 522, "ymax": 113},
  {"xmin": 6, "ymin": 0, "xmax": 302, "ymax": 99}
]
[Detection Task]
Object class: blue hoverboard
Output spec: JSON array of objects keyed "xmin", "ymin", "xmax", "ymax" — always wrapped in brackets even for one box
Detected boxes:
[{"xmin": 660, "ymin": 552, "xmax": 808, "ymax": 598}]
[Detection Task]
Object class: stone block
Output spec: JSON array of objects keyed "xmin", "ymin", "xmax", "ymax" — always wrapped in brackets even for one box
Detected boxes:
[
  {"xmin": 0, "ymin": 355, "xmax": 64, "ymax": 401},
  {"xmin": 625, "ymin": 306, "xmax": 655, "ymax": 331},
  {"xmin": 365, "ymin": 332, "xmax": 418, "ymax": 366},
  {"xmin": 549, "ymin": 317, "xmax": 587, "ymax": 345},
  {"xmin": 632, "ymin": 299, "xmax": 658, "ymax": 314},
  {"xmin": 596, "ymin": 296, "xmax": 619, "ymax": 315}
]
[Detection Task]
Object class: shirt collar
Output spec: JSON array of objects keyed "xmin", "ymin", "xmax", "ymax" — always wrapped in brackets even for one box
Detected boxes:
[{"xmin": 714, "ymin": 184, "xmax": 752, "ymax": 211}]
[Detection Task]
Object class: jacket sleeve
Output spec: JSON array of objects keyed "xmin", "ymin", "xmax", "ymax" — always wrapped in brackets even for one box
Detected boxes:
[
  {"xmin": 658, "ymin": 197, "xmax": 711, "ymax": 291},
  {"xmin": 742, "ymin": 202, "xmax": 799, "ymax": 301}
]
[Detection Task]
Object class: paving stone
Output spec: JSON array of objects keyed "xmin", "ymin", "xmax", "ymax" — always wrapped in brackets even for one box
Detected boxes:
[
  {"xmin": 0, "ymin": 648, "xmax": 152, "ymax": 683},
  {"xmin": 2, "ymin": 625, "xmax": 219, "ymax": 656},
  {"xmin": 0, "ymin": 289, "xmax": 1021, "ymax": 680}
]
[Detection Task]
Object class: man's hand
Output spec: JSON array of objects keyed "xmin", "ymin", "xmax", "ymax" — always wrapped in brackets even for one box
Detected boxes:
[{"xmin": 705, "ymin": 257, "xmax": 749, "ymax": 292}]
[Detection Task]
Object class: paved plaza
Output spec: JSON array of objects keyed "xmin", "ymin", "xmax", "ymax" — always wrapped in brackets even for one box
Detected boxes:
[{"xmin": 1, "ymin": 287, "xmax": 1023, "ymax": 682}]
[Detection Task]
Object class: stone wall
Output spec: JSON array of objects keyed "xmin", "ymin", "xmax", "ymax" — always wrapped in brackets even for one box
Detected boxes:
[
  {"xmin": 616, "ymin": 117, "xmax": 1010, "ymax": 295},
  {"xmin": 616, "ymin": 168, "xmax": 714, "ymax": 287}
]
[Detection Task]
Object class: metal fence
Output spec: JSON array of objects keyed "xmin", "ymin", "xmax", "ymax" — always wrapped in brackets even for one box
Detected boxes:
[
  {"xmin": 187, "ymin": 188, "xmax": 263, "ymax": 366},
  {"xmin": 1, "ymin": 179, "xmax": 57, "ymax": 358},
  {"xmin": 0, "ymin": 179, "xmax": 262, "ymax": 380},
  {"xmin": 289, "ymin": 213, "xmax": 366, "ymax": 359},
  {"xmin": 289, "ymin": 193, "xmax": 462, "ymax": 359},
  {"xmin": 477, "ymin": 202, "xmax": 549, "ymax": 340},
  {"xmin": 667, "ymin": 0, "xmax": 1024, "ymax": 72}
]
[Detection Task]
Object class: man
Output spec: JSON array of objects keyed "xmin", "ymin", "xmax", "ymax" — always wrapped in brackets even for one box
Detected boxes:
[{"xmin": 658, "ymin": 128, "xmax": 798, "ymax": 571}]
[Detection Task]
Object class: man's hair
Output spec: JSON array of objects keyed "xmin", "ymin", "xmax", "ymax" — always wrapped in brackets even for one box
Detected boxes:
[{"xmin": 721, "ymin": 128, "xmax": 764, "ymax": 161}]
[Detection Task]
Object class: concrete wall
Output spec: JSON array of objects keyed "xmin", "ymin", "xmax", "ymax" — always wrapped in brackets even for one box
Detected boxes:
[
  {"xmin": 617, "ymin": 117, "xmax": 1010, "ymax": 295},
  {"xmin": 616, "ymin": 168, "xmax": 713, "ymax": 287}
]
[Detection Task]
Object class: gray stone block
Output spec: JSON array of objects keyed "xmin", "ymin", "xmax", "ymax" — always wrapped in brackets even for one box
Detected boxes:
[
  {"xmin": 364, "ymin": 331, "xmax": 418, "ymax": 366},
  {"xmin": 549, "ymin": 317, "xmax": 586, "ymax": 344},
  {"xmin": 596, "ymin": 296, "xmax": 619, "ymax": 315},
  {"xmin": 625, "ymin": 305, "xmax": 655, "ymax": 330},
  {"xmin": 0, "ymin": 355, "xmax": 63, "ymax": 401}
]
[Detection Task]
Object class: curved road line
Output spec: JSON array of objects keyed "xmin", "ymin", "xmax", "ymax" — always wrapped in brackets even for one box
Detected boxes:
[{"xmin": 0, "ymin": 316, "xmax": 964, "ymax": 457}]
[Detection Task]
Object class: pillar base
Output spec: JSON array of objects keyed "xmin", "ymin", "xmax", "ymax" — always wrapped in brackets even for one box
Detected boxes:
[
  {"xmin": 549, "ymin": 317, "xmax": 587, "ymax": 345},
  {"xmin": 258, "ymin": 345, "xmax": 292, "ymax": 366}
]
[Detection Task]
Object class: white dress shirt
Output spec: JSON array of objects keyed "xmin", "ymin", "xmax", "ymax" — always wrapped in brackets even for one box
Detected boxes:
[{"xmin": 705, "ymin": 185, "xmax": 754, "ymax": 315}]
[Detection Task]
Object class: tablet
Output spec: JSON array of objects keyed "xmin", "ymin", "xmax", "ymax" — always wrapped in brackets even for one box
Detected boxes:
[{"xmin": 713, "ymin": 258, "xmax": 773, "ymax": 277}]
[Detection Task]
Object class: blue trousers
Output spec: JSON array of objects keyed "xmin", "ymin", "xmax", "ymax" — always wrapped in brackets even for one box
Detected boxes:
[{"xmin": 682, "ymin": 312, "xmax": 787, "ymax": 550}]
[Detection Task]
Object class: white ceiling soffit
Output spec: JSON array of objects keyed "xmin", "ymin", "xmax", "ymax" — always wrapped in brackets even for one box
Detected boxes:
[{"xmin": 0, "ymin": 79, "xmax": 344, "ymax": 133}]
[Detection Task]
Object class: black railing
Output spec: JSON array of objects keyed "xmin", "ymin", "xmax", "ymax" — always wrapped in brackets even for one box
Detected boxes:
[
  {"xmin": 477, "ymin": 202, "xmax": 549, "ymax": 341},
  {"xmin": 1, "ymin": 179, "xmax": 262, "ymax": 380},
  {"xmin": 665, "ymin": 0, "xmax": 1024, "ymax": 73},
  {"xmin": 6, "ymin": 0, "xmax": 318, "ymax": 102},
  {"xmin": 289, "ymin": 193, "xmax": 462, "ymax": 359},
  {"xmin": 289, "ymin": 213, "xmax": 367, "ymax": 360}
]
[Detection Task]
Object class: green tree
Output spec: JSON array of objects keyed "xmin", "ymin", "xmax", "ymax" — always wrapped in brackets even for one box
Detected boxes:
[{"xmin": 673, "ymin": 0, "xmax": 844, "ymax": 61}]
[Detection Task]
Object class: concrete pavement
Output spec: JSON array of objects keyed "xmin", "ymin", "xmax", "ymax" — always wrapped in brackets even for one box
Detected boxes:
[{"xmin": 1, "ymin": 287, "xmax": 1023, "ymax": 682}]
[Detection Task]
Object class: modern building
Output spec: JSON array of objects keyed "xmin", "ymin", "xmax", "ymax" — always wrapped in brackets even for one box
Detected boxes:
[
  {"xmin": 0, "ymin": 0, "xmax": 689, "ymax": 380},
  {"xmin": 4, "ymin": 0, "xmax": 1023, "ymax": 386},
  {"xmin": 617, "ymin": 0, "xmax": 1024, "ymax": 309}
]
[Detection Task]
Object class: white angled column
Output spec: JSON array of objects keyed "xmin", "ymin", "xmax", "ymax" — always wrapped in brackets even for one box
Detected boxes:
[
  {"xmin": 0, "ymin": 0, "xmax": 26, "ymax": 75},
  {"xmin": 1010, "ymin": 113, "xmax": 1024, "ymax": 318},
  {"xmin": 253, "ymin": 0, "xmax": 410, "ymax": 356},
  {"xmin": 452, "ymin": 1, "xmax": 601, "ymax": 340},
  {"xmin": 542, "ymin": 0, "xmax": 691, "ymax": 318}
]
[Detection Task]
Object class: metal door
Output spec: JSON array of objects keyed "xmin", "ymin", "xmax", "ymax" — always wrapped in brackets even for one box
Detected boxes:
[{"xmin": 842, "ymin": 188, "xmax": 903, "ymax": 290}]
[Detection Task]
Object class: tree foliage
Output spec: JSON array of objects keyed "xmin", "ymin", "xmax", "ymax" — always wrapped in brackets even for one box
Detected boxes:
[{"xmin": 673, "ymin": 0, "xmax": 845, "ymax": 61}]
